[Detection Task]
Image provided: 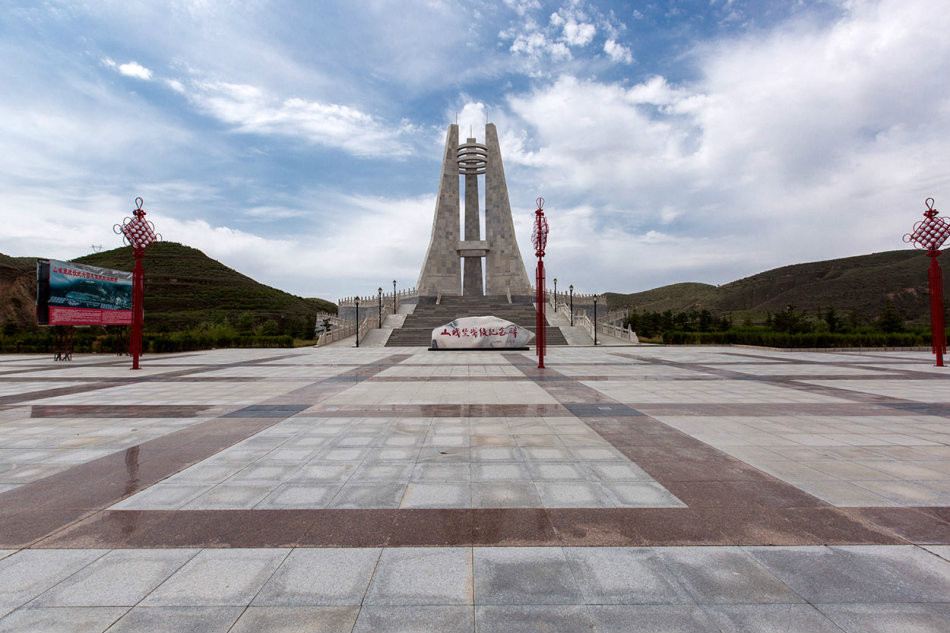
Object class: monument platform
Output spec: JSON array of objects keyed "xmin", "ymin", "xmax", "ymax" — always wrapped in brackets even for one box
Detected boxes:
[
  {"xmin": 0, "ymin": 346, "xmax": 947, "ymax": 631},
  {"xmin": 386, "ymin": 295, "xmax": 568, "ymax": 347}
]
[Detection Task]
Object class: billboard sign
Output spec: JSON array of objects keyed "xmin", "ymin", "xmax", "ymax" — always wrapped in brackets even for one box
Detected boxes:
[{"xmin": 36, "ymin": 259, "xmax": 133, "ymax": 326}]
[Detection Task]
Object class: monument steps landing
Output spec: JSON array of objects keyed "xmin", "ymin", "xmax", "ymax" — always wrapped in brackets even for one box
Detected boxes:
[{"xmin": 385, "ymin": 296, "xmax": 567, "ymax": 347}]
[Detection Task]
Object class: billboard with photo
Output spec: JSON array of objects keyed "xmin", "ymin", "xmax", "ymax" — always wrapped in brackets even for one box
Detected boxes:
[{"xmin": 36, "ymin": 259, "xmax": 134, "ymax": 326}]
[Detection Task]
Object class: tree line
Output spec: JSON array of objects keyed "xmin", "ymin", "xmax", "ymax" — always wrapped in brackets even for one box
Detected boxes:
[{"xmin": 623, "ymin": 301, "xmax": 943, "ymax": 347}]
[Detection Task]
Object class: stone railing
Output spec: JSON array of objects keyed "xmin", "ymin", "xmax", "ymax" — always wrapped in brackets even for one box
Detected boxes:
[
  {"xmin": 338, "ymin": 287, "xmax": 417, "ymax": 309},
  {"xmin": 315, "ymin": 300, "xmax": 394, "ymax": 347},
  {"xmin": 606, "ymin": 308, "xmax": 628, "ymax": 326},
  {"xmin": 574, "ymin": 307, "xmax": 638, "ymax": 344},
  {"xmin": 601, "ymin": 322, "xmax": 639, "ymax": 343}
]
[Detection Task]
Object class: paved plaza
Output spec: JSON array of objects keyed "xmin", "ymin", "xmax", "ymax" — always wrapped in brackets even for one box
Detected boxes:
[{"xmin": 0, "ymin": 345, "xmax": 947, "ymax": 632}]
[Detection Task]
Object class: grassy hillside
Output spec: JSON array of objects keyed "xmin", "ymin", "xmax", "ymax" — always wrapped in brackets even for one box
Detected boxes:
[
  {"xmin": 1, "ymin": 242, "xmax": 336, "ymax": 331},
  {"xmin": 607, "ymin": 250, "xmax": 947, "ymax": 325},
  {"xmin": 605, "ymin": 282, "xmax": 718, "ymax": 314},
  {"xmin": 0, "ymin": 254, "xmax": 37, "ymax": 326}
]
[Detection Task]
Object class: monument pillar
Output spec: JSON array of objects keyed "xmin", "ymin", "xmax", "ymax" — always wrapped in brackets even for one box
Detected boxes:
[
  {"xmin": 484, "ymin": 123, "xmax": 532, "ymax": 296},
  {"xmin": 416, "ymin": 123, "xmax": 531, "ymax": 299},
  {"xmin": 416, "ymin": 125, "xmax": 461, "ymax": 296}
]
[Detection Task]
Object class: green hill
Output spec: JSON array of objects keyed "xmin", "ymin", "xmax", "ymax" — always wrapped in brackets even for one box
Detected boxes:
[
  {"xmin": 606, "ymin": 250, "xmax": 947, "ymax": 325},
  {"xmin": 1, "ymin": 242, "xmax": 336, "ymax": 331}
]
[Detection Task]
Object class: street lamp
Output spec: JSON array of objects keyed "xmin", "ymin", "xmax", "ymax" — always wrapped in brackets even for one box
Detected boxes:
[
  {"xmin": 553, "ymin": 278, "xmax": 557, "ymax": 311},
  {"xmin": 593, "ymin": 295, "xmax": 598, "ymax": 346},
  {"xmin": 393, "ymin": 280, "xmax": 397, "ymax": 315},
  {"xmin": 378, "ymin": 287, "xmax": 383, "ymax": 328},
  {"xmin": 569, "ymin": 285, "xmax": 574, "ymax": 327},
  {"xmin": 354, "ymin": 296, "xmax": 360, "ymax": 347}
]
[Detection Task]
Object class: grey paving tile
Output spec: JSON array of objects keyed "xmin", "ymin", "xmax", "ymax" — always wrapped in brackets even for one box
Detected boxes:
[
  {"xmin": 328, "ymin": 482, "xmax": 407, "ymax": 508},
  {"xmin": 659, "ymin": 547, "xmax": 802, "ymax": 604},
  {"xmin": 703, "ymin": 604, "xmax": 843, "ymax": 632},
  {"xmin": 584, "ymin": 461, "xmax": 653, "ymax": 481},
  {"xmin": 365, "ymin": 548, "xmax": 472, "ymax": 605},
  {"xmin": 536, "ymin": 481, "xmax": 611, "ymax": 507},
  {"xmin": 819, "ymin": 603, "xmax": 950, "ymax": 633},
  {"xmin": 525, "ymin": 461, "xmax": 589, "ymax": 481},
  {"xmin": 255, "ymin": 483, "xmax": 340, "ymax": 508},
  {"xmin": 32, "ymin": 549, "xmax": 199, "ymax": 606},
  {"xmin": 472, "ymin": 462, "xmax": 532, "ymax": 482},
  {"xmin": 0, "ymin": 549, "xmax": 108, "ymax": 615},
  {"xmin": 230, "ymin": 606, "xmax": 359, "ymax": 633},
  {"xmin": 253, "ymin": 548, "xmax": 380, "ymax": 605},
  {"xmin": 474, "ymin": 547, "xmax": 583, "ymax": 605},
  {"xmin": 110, "ymin": 484, "xmax": 208, "ymax": 510},
  {"xmin": 105, "ymin": 606, "xmax": 244, "ymax": 633},
  {"xmin": 0, "ymin": 606, "xmax": 128, "ymax": 633},
  {"xmin": 587, "ymin": 604, "xmax": 720, "ymax": 633},
  {"xmin": 922, "ymin": 545, "xmax": 950, "ymax": 561},
  {"xmin": 289, "ymin": 462, "xmax": 358, "ymax": 482},
  {"xmin": 180, "ymin": 484, "xmax": 276, "ymax": 509},
  {"xmin": 564, "ymin": 547, "xmax": 693, "ymax": 604},
  {"xmin": 353, "ymin": 606, "xmax": 474, "ymax": 633},
  {"xmin": 411, "ymin": 463, "xmax": 471, "ymax": 482},
  {"xmin": 400, "ymin": 482, "xmax": 471, "ymax": 508},
  {"xmin": 141, "ymin": 549, "xmax": 289, "ymax": 606},
  {"xmin": 829, "ymin": 545, "xmax": 950, "ymax": 602},
  {"xmin": 605, "ymin": 482, "xmax": 686, "ymax": 507},
  {"xmin": 475, "ymin": 605, "xmax": 596, "ymax": 633},
  {"xmin": 470, "ymin": 447, "xmax": 522, "ymax": 461},
  {"xmin": 350, "ymin": 463, "xmax": 415, "ymax": 482},
  {"xmin": 746, "ymin": 545, "xmax": 941, "ymax": 604},
  {"xmin": 471, "ymin": 483, "xmax": 542, "ymax": 508}
]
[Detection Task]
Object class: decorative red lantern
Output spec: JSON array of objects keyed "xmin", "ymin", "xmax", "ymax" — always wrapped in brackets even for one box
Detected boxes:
[
  {"xmin": 903, "ymin": 198, "xmax": 948, "ymax": 367},
  {"xmin": 532, "ymin": 197, "xmax": 549, "ymax": 368},
  {"xmin": 114, "ymin": 197, "xmax": 161, "ymax": 369}
]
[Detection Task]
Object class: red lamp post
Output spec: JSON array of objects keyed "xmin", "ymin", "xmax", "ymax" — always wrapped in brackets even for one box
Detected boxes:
[
  {"xmin": 903, "ymin": 197, "xmax": 949, "ymax": 367},
  {"xmin": 532, "ymin": 197, "xmax": 549, "ymax": 369},
  {"xmin": 114, "ymin": 197, "xmax": 160, "ymax": 370}
]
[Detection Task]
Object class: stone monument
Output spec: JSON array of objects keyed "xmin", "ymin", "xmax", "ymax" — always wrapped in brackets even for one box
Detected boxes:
[{"xmin": 416, "ymin": 124, "xmax": 532, "ymax": 299}]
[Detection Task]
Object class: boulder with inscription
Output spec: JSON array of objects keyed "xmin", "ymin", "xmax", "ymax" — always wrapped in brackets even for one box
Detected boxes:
[{"xmin": 430, "ymin": 316, "xmax": 535, "ymax": 349}]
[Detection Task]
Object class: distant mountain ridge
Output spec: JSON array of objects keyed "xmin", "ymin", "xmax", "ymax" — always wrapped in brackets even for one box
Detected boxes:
[
  {"xmin": 0, "ymin": 242, "xmax": 336, "ymax": 330},
  {"xmin": 605, "ymin": 249, "xmax": 947, "ymax": 325},
  {"xmin": 2, "ymin": 246, "xmax": 943, "ymax": 330}
]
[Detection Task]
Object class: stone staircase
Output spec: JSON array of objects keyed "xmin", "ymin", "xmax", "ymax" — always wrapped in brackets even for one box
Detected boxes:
[{"xmin": 385, "ymin": 295, "xmax": 568, "ymax": 347}]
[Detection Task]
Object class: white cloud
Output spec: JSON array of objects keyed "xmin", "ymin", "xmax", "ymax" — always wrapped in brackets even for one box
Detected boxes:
[
  {"xmin": 509, "ymin": 29, "xmax": 572, "ymax": 63},
  {"xmin": 561, "ymin": 18, "xmax": 596, "ymax": 47},
  {"xmin": 118, "ymin": 61, "xmax": 152, "ymax": 80},
  {"xmin": 503, "ymin": 0, "xmax": 541, "ymax": 16},
  {"xmin": 603, "ymin": 39, "xmax": 633, "ymax": 64},
  {"xmin": 498, "ymin": 0, "xmax": 950, "ymax": 287},
  {"xmin": 183, "ymin": 79, "xmax": 418, "ymax": 158},
  {"xmin": 102, "ymin": 58, "xmax": 152, "ymax": 80}
]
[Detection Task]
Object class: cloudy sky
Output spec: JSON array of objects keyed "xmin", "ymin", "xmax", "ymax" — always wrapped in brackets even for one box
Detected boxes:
[{"xmin": 2, "ymin": 0, "xmax": 947, "ymax": 302}]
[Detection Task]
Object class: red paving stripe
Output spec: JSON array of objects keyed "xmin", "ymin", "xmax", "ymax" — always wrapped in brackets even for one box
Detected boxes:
[
  {"xmin": 305, "ymin": 404, "xmax": 572, "ymax": 417},
  {"xmin": 31, "ymin": 404, "xmax": 215, "ymax": 418},
  {"xmin": 33, "ymin": 505, "xmax": 909, "ymax": 549},
  {"xmin": 2, "ymin": 351, "xmax": 946, "ymax": 549},
  {"xmin": 612, "ymin": 351, "xmax": 944, "ymax": 405},
  {"xmin": 0, "ymin": 351, "xmax": 306, "ymax": 406},
  {"xmin": 503, "ymin": 353, "xmax": 946, "ymax": 548},
  {"xmin": 0, "ymin": 353, "xmax": 412, "ymax": 549}
]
